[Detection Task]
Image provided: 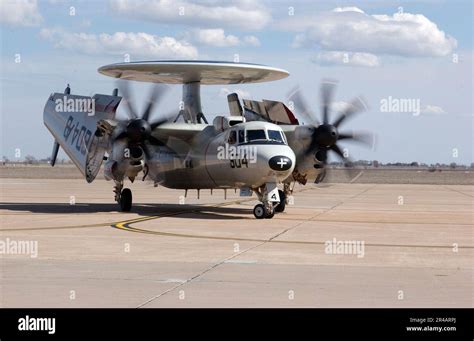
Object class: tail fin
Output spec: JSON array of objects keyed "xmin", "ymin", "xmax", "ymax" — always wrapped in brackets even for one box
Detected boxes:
[
  {"xmin": 43, "ymin": 90, "xmax": 121, "ymax": 182},
  {"xmin": 227, "ymin": 93, "xmax": 243, "ymax": 116}
]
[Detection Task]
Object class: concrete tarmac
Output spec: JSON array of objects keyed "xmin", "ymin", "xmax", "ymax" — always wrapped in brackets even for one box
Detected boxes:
[{"xmin": 0, "ymin": 178, "xmax": 472, "ymax": 307}]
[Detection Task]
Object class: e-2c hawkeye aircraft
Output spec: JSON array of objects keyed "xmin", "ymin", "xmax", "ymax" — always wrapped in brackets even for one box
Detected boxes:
[{"xmin": 43, "ymin": 61, "xmax": 373, "ymax": 219}]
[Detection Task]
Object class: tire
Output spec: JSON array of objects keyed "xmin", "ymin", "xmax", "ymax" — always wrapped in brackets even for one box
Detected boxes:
[
  {"xmin": 253, "ymin": 204, "xmax": 265, "ymax": 219},
  {"xmin": 275, "ymin": 190, "xmax": 286, "ymax": 213},
  {"xmin": 265, "ymin": 207, "xmax": 275, "ymax": 219},
  {"xmin": 120, "ymin": 188, "xmax": 132, "ymax": 212}
]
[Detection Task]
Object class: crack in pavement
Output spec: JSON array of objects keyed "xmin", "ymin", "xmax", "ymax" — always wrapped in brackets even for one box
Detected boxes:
[{"xmin": 136, "ymin": 185, "xmax": 376, "ymax": 308}]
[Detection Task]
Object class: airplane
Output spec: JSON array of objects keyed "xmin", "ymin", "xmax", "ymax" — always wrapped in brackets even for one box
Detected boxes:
[{"xmin": 43, "ymin": 61, "xmax": 373, "ymax": 219}]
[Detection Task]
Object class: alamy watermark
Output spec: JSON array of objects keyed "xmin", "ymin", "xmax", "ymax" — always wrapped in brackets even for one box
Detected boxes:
[
  {"xmin": 217, "ymin": 143, "xmax": 257, "ymax": 164},
  {"xmin": 0, "ymin": 238, "xmax": 38, "ymax": 258},
  {"xmin": 324, "ymin": 238, "xmax": 365, "ymax": 258},
  {"xmin": 18, "ymin": 316, "xmax": 55, "ymax": 334},
  {"xmin": 55, "ymin": 96, "xmax": 95, "ymax": 116},
  {"xmin": 380, "ymin": 96, "xmax": 420, "ymax": 116}
]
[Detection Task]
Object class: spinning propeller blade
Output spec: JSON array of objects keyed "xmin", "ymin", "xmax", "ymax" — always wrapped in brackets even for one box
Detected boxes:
[{"xmin": 287, "ymin": 80, "xmax": 375, "ymax": 182}]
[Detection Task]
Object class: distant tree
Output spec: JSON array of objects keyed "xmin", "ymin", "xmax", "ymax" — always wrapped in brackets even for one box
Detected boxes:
[
  {"xmin": 40, "ymin": 156, "xmax": 52, "ymax": 164},
  {"xmin": 410, "ymin": 162, "xmax": 419, "ymax": 167},
  {"xmin": 449, "ymin": 162, "xmax": 457, "ymax": 169},
  {"xmin": 372, "ymin": 160, "xmax": 379, "ymax": 168},
  {"xmin": 24, "ymin": 155, "xmax": 37, "ymax": 165}
]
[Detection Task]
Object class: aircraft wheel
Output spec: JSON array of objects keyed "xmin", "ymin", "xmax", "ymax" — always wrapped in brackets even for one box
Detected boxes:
[
  {"xmin": 265, "ymin": 207, "xmax": 275, "ymax": 219},
  {"xmin": 120, "ymin": 188, "xmax": 132, "ymax": 212},
  {"xmin": 275, "ymin": 190, "xmax": 286, "ymax": 213},
  {"xmin": 253, "ymin": 204, "xmax": 266, "ymax": 219}
]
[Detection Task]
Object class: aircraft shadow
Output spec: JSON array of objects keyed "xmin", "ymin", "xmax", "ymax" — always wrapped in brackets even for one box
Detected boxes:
[{"xmin": 0, "ymin": 202, "xmax": 251, "ymax": 220}]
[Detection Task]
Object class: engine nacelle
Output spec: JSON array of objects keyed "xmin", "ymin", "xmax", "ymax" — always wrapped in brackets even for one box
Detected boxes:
[{"xmin": 104, "ymin": 146, "xmax": 145, "ymax": 181}]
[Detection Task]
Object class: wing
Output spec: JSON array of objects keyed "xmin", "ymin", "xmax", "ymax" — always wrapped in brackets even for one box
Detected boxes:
[
  {"xmin": 152, "ymin": 122, "xmax": 208, "ymax": 142},
  {"xmin": 151, "ymin": 122, "xmax": 211, "ymax": 157},
  {"xmin": 43, "ymin": 92, "xmax": 121, "ymax": 182}
]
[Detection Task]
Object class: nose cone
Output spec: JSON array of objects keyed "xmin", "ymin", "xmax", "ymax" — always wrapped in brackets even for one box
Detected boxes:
[
  {"xmin": 256, "ymin": 145, "xmax": 295, "ymax": 184},
  {"xmin": 269, "ymin": 155, "xmax": 293, "ymax": 171},
  {"xmin": 237, "ymin": 145, "xmax": 295, "ymax": 187}
]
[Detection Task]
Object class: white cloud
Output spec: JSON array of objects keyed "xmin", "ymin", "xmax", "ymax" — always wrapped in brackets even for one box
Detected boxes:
[
  {"xmin": 39, "ymin": 28, "xmax": 198, "ymax": 59},
  {"xmin": 109, "ymin": 0, "xmax": 271, "ymax": 30},
  {"xmin": 219, "ymin": 87, "xmax": 250, "ymax": 99},
  {"xmin": 285, "ymin": 7, "xmax": 457, "ymax": 58},
  {"xmin": 421, "ymin": 105, "xmax": 446, "ymax": 115},
  {"xmin": 332, "ymin": 7, "xmax": 365, "ymax": 14},
  {"xmin": 190, "ymin": 29, "xmax": 260, "ymax": 47},
  {"xmin": 243, "ymin": 35, "xmax": 260, "ymax": 47},
  {"xmin": 0, "ymin": 0, "xmax": 42, "ymax": 27},
  {"xmin": 193, "ymin": 29, "xmax": 240, "ymax": 47},
  {"xmin": 312, "ymin": 51, "xmax": 380, "ymax": 67}
]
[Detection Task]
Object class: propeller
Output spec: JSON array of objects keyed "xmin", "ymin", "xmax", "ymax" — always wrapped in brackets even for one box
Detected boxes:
[
  {"xmin": 114, "ymin": 81, "xmax": 173, "ymax": 159},
  {"xmin": 288, "ymin": 80, "xmax": 375, "ymax": 181}
]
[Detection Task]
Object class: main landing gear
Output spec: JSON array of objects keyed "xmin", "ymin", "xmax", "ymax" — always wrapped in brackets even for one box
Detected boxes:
[{"xmin": 114, "ymin": 181, "xmax": 132, "ymax": 212}]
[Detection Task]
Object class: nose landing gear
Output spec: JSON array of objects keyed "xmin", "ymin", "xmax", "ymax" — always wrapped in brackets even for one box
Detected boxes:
[
  {"xmin": 275, "ymin": 182, "xmax": 294, "ymax": 213},
  {"xmin": 253, "ymin": 203, "xmax": 275, "ymax": 219},
  {"xmin": 274, "ymin": 189, "xmax": 286, "ymax": 213},
  {"xmin": 253, "ymin": 204, "xmax": 265, "ymax": 219},
  {"xmin": 253, "ymin": 183, "xmax": 279, "ymax": 219}
]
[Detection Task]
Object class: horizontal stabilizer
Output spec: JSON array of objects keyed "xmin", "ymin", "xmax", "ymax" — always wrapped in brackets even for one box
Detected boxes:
[{"xmin": 242, "ymin": 99, "xmax": 299, "ymax": 125}]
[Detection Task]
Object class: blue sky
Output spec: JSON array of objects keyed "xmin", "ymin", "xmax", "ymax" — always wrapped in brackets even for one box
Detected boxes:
[{"xmin": 1, "ymin": 0, "xmax": 472, "ymax": 165}]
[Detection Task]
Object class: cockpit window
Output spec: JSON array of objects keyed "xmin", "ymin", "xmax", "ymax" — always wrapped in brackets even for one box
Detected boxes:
[
  {"xmin": 268, "ymin": 130, "xmax": 285, "ymax": 144},
  {"xmin": 246, "ymin": 130, "xmax": 266, "ymax": 142},
  {"xmin": 238, "ymin": 130, "xmax": 245, "ymax": 144},
  {"xmin": 228, "ymin": 130, "xmax": 237, "ymax": 144}
]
